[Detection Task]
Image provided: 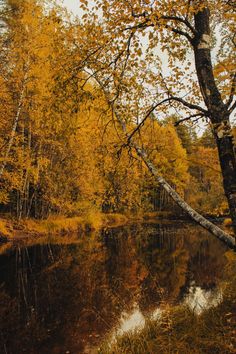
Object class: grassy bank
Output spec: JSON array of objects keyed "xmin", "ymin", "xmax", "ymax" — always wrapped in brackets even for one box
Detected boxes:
[
  {"xmin": 0, "ymin": 212, "xmax": 233, "ymax": 242},
  {"xmin": 0, "ymin": 212, "xmax": 131, "ymax": 240},
  {"xmin": 0, "ymin": 211, "xmax": 181, "ymax": 241},
  {"xmin": 100, "ymin": 252, "xmax": 236, "ymax": 354}
]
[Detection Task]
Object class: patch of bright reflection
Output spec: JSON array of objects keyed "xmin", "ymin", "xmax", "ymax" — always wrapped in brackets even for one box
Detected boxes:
[
  {"xmin": 109, "ymin": 285, "xmax": 222, "ymax": 345},
  {"xmin": 110, "ymin": 301, "xmax": 163, "ymax": 343},
  {"xmin": 115, "ymin": 302, "xmax": 145, "ymax": 336},
  {"xmin": 151, "ymin": 307, "xmax": 162, "ymax": 320},
  {"xmin": 184, "ymin": 284, "xmax": 223, "ymax": 313}
]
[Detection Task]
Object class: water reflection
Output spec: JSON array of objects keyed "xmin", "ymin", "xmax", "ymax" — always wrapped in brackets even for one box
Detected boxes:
[
  {"xmin": 115, "ymin": 302, "xmax": 146, "ymax": 335},
  {"xmin": 184, "ymin": 283, "xmax": 223, "ymax": 313},
  {"xmin": 0, "ymin": 222, "xmax": 228, "ymax": 353},
  {"xmin": 111, "ymin": 302, "xmax": 163, "ymax": 340}
]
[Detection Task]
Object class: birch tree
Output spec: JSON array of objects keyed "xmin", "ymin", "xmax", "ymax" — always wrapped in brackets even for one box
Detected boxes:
[{"xmin": 80, "ymin": 0, "xmax": 236, "ymax": 225}]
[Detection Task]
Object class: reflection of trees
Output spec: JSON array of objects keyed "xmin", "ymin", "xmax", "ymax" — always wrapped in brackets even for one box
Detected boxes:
[
  {"xmin": 0, "ymin": 240, "xmax": 111, "ymax": 353},
  {"xmin": 102, "ymin": 226, "xmax": 148, "ymax": 307},
  {"xmin": 135, "ymin": 225, "xmax": 190, "ymax": 312},
  {"xmin": 135, "ymin": 225, "xmax": 227, "ymax": 312},
  {"xmin": 0, "ymin": 224, "xmax": 227, "ymax": 353},
  {"xmin": 184, "ymin": 230, "xmax": 227, "ymax": 292},
  {"xmin": 0, "ymin": 290, "xmax": 19, "ymax": 353}
]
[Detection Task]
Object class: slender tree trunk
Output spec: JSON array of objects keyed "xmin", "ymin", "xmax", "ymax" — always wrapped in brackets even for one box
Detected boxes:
[
  {"xmin": 193, "ymin": 7, "xmax": 236, "ymax": 224},
  {"xmin": 114, "ymin": 105, "xmax": 236, "ymax": 249},
  {"xmin": 0, "ymin": 73, "xmax": 27, "ymax": 179},
  {"xmin": 134, "ymin": 143, "xmax": 235, "ymax": 248},
  {"xmin": 94, "ymin": 76, "xmax": 236, "ymax": 249}
]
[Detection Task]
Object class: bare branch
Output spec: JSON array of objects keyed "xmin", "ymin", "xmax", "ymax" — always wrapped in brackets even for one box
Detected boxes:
[
  {"xmin": 169, "ymin": 96, "xmax": 208, "ymax": 114},
  {"xmin": 167, "ymin": 25, "xmax": 193, "ymax": 43},
  {"xmin": 127, "ymin": 98, "xmax": 171, "ymax": 142},
  {"xmin": 161, "ymin": 15, "xmax": 197, "ymax": 35},
  {"xmin": 226, "ymin": 72, "xmax": 236, "ymax": 109},
  {"xmin": 124, "ymin": 19, "xmax": 150, "ymax": 31},
  {"xmin": 174, "ymin": 113, "xmax": 205, "ymax": 126}
]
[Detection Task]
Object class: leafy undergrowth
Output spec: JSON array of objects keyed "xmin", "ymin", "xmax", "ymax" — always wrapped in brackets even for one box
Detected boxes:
[
  {"xmin": 0, "ymin": 219, "xmax": 12, "ymax": 238},
  {"xmin": 100, "ymin": 253, "xmax": 236, "ymax": 354}
]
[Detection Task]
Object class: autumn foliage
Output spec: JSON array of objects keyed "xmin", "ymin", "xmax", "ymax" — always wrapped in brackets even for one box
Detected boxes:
[{"xmin": 0, "ymin": 0, "xmax": 232, "ymax": 220}]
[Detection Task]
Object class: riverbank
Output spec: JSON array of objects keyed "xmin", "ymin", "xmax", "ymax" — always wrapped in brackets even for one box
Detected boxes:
[
  {"xmin": 0, "ymin": 213, "xmax": 124, "ymax": 241},
  {"xmin": 0, "ymin": 211, "xmax": 233, "ymax": 243},
  {"xmin": 0, "ymin": 211, "xmax": 177, "ymax": 242}
]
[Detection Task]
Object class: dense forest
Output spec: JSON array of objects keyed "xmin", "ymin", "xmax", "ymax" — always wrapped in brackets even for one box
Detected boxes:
[
  {"xmin": 0, "ymin": 1, "xmax": 236, "ymax": 354},
  {"xmin": 0, "ymin": 0, "xmax": 235, "ymax": 223}
]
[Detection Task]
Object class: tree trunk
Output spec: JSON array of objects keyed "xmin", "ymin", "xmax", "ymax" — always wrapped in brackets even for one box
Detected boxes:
[
  {"xmin": 115, "ymin": 105, "xmax": 236, "ymax": 249},
  {"xmin": 94, "ymin": 77, "xmax": 236, "ymax": 249},
  {"xmin": 133, "ymin": 144, "xmax": 235, "ymax": 249},
  {"xmin": 193, "ymin": 7, "xmax": 236, "ymax": 225},
  {"xmin": 0, "ymin": 72, "xmax": 27, "ymax": 179},
  {"xmin": 214, "ymin": 120, "xmax": 236, "ymax": 225}
]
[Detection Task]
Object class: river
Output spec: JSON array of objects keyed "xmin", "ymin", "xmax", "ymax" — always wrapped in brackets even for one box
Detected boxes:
[{"xmin": 0, "ymin": 222, "xmax": 229, "ymax": 353}]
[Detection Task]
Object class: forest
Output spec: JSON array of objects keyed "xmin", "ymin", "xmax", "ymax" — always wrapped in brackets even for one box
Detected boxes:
[
  {"xmin": 0, "ymin": 0, "xmax": 235, "ymax": 221},
  {"xmin": 0, "ymin": 0, "xmax": 235, "ymax": 353}
]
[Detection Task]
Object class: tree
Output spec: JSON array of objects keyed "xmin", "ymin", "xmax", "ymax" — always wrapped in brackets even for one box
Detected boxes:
[
  {"xmin": 0, "ymin": 0, "xmax": 189, "ymax": 218},
  {"xmin": 80, "ymin": 0, "xmax": 236, "ymax": 225}
]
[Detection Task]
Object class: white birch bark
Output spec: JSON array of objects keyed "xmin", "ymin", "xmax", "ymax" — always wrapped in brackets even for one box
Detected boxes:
[
  {"xmin": 113, "ymin": 100, "xmax": 235, "ymax": 248},
  {"xmin": 0, "ymin": 71, "xmax": 28, "ymax": 178}
]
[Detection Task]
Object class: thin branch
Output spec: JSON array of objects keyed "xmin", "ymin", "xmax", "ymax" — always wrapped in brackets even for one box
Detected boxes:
[
  {"xmin": 161, "ymin": 15, "xmax": 197, "ymax": 35},
  {"xmin": 168, "ymin": 26, "xmax": 193, "ymax": 44},
  {"xmin": 174, "ymin": 113, "xmax": 205, "ymax": 126},
  {"xmin": 226, "ymin": 72, "xmax": 236, "ymax": 109},
  {"xmin": 169, "ymin": 96, "xmax": 208, "ymax": 114},
  {"xmin": 127, "ymin": 98, "xmax": 171, "ymax": 142},
  {"xmin": 124, "ymin": 19, "xmax": 151, "ymax": 31}
]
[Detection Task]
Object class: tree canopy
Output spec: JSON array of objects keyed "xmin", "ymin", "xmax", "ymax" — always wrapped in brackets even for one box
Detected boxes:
[{"xmin": 0, "ymin": 0, "xmax": 235, "ymax": 239}]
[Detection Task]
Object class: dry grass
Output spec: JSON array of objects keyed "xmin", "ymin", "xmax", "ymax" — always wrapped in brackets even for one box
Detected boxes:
[
  {"xmin": 100, "ymin": 254, "xmax": 236, "ymax": 354},
  {"xmin": 23, "ymin": 215, "xmax": 91, "ymax": 235},
  {"xmin": 100, "ymin": 299, "xmax": 236, "ymax": 354},
  {"xmin": 0, "ymin": 219, "xmax": 11, "ymax": 237},
  {"xmin": 2, "ymin": 212, "xmax": 131, "ymax": 241},
  {"xmin": 143, "ymin": 211, "xmax": 174, "ymax": 220}
]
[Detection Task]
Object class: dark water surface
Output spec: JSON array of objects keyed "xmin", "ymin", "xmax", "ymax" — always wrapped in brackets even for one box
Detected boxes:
[{"xmin": 0, "ymin": 222, "xmax": 229, "ymax": 353}]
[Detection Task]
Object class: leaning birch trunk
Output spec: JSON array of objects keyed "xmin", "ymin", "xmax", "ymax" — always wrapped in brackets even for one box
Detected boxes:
[
  {"xmin": 116, "ymin": 105, "xmax": 235, "ymax": 249},
  {"xmin": 0, "ymin": 72, "xmax": 27, "ymax": 179},
  {"xmin": 134, "ymin": 144, "xmax": 235, "ymax": 249},
  {"xmin": 91, "ymin": 77, "xmax": 236, "ymax": 248}
]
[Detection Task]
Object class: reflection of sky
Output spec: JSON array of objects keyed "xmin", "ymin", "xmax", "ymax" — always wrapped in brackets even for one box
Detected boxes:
[
  {"xmin": 184, "ymin": 283, "xmax": 223, "ymax": 314},
  {"xmin": 109, "ymin": 285, "xmax": 222, "ymax": 344},
  {"xmin": 108, "ymin": 301, "xmax": 162, "ymax": 343}
]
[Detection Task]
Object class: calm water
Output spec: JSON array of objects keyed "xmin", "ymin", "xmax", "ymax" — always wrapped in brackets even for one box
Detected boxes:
[{"xmin": 0, "ymin": 222, "xmax": 229, "ymax": 354}]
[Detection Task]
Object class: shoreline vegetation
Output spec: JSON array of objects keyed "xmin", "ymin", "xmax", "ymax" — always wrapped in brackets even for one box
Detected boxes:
[
  {"xmin": 100, "ymin": 251, "xmax": 236, "ymax": 354},
  {"xmin": 100, "ymin": 275, "xmax": 236, "ymax": 354},
  {"xmin": 0, "ymin": 211, "xmax": 180, "ymax": 242},
  {"xmin": 0, "ymin": 212, "xmax": 233, "ymax": 243}
]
